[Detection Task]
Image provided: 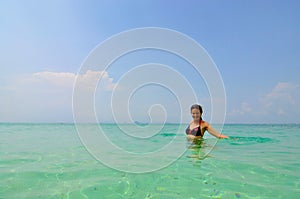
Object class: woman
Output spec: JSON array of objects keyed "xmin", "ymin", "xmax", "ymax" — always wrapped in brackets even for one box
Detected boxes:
[{"xmin": 186, "ymin": 104, "xmax": 228, "ymax": 141}]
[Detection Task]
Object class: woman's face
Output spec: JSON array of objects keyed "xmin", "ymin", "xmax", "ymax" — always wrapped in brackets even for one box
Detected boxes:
[{"xmin": 191, "ymin": 108, "xmax": 201, "ymax": 121}]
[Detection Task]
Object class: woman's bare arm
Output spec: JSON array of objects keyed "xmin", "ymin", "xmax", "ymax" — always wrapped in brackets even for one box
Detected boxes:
[{"xmin": 206, "ymin": 124, "xmax": 228, "ymax": 138}]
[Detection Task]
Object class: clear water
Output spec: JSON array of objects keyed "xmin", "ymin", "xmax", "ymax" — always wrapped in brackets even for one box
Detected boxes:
[{"xmin": 0, "ymin": 123, "xmax": 299, "ymax": 198}]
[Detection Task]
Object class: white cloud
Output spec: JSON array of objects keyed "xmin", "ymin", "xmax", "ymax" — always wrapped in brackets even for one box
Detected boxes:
[
  {"xmin": 229, "ymin": 102, "xmax": 252, "ymax": 116},
  {"xmin": 260, "ymin": 82, "xmax": 300, "ymax": 117},
  {"xmin": 228, "ymin": 82, "xmax": 300, "ymax": 123},
  {"xmin": 261, "ymin": 82, "xmax": 299, "ymax": 107},
  {"xmin": 0, "ymin": 70, "xmax": 117, "ymax": 122},
  {"xmin": 241, "ymin": 102, "xmax": 252, "ymax": 112},
  {"xmin": 32, "ymin": 70, "xmax": 116, "ymax": 91},
  {"xmin": 33, "ymin": 71, "xmax": 75, "ymax": 88}
]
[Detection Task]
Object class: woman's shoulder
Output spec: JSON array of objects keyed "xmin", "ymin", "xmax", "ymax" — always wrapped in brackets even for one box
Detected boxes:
[{"xmin": 200, "ymin": 120, "xmax": 210, "ymax": 128}]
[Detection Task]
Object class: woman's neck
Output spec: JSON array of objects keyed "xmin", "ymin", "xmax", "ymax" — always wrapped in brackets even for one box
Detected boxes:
[{"xmin": 193, "ymin": 119, "xmax": 200, "ymax": 124}]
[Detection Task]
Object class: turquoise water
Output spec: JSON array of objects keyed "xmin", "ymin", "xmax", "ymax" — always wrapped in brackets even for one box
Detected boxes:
[{"xmin": 1, "ymin": 123, "xmax": 299, "ymax": 198}]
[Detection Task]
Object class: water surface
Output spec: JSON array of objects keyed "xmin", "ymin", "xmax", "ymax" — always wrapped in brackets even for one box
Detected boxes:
[{"xmin": 0, "ymin": 123, "xmax": 299, "ymax": 198}]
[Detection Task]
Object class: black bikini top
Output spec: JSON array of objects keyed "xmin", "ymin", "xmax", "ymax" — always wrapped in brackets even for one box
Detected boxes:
[{"xmin": 186, "ymin": 124, "xmax": 203, "ymax": 137}]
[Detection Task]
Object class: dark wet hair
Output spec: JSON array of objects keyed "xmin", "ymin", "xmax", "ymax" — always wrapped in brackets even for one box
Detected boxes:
[
  {"xmin": 190, "ymin": 104, "xmax": 203, "ymax": 113},
  {"xmin": 190, "ymin": 104, "xmax": 203, "ymax": 121}
]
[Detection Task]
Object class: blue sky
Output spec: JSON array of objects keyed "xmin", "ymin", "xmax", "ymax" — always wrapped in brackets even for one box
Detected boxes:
[{"xmin": 1, "ymin": 0, "xmax": 299, "ymax": 123}]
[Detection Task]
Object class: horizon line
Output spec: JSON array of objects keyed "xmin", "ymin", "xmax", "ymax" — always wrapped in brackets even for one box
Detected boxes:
[{"xmin": 0, "ymin": 122, "xmax": 299, "ymax": 125}]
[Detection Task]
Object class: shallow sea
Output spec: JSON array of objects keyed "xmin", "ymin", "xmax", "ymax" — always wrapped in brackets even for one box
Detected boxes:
[{"xmin": 0, "ymin": 123, "xmax": 299, "ymax": 198}]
